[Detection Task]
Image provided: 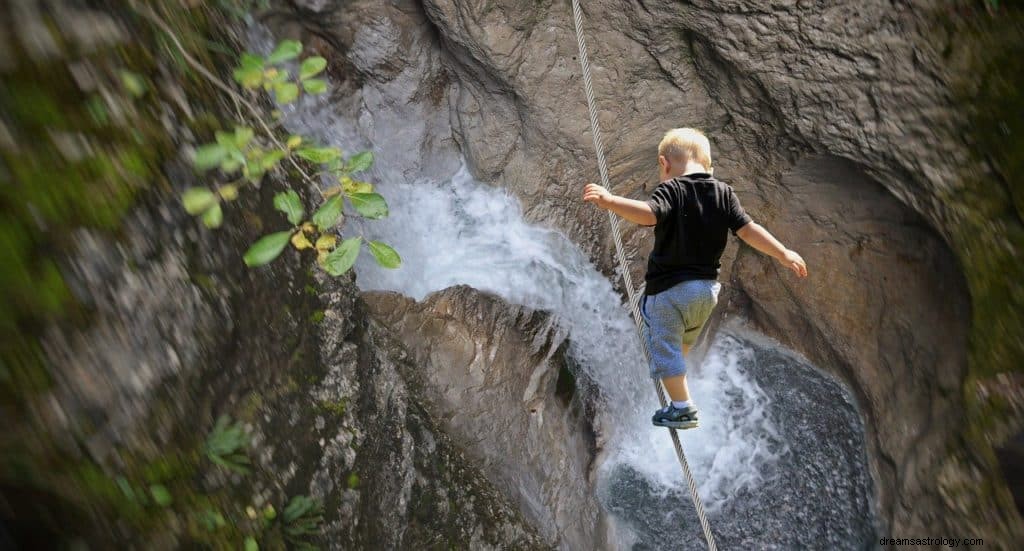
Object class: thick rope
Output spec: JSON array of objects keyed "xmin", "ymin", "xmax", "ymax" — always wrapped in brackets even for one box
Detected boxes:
[{"xmin": 569, "ymin": 1, "xmax": 718, "ymax": 549}]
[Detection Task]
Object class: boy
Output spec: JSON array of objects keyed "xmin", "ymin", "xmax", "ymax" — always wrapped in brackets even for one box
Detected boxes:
[{"xmin": 582, "ymin": 128, "xmax": 807, "ymax": 429}]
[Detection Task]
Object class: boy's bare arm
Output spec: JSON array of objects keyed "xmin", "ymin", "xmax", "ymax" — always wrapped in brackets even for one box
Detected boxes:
[
  {"xmin": 735, "ymin": 222, "xmax": 808, "ymax": 278},
  {"xmin": 582, "ymin": 183, "xmax": 657, "ymax": 226}
]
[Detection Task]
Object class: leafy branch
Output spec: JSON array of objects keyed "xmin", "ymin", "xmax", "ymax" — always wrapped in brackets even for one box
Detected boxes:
[{"xmin": 132, "ymin": 1, "xmax": 401, "ymax": 277}]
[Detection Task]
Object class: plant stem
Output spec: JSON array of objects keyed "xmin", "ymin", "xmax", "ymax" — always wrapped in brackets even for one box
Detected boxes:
[{"xmin": 130, "ymin": 1, "xmax": 325, "ymax": 198}]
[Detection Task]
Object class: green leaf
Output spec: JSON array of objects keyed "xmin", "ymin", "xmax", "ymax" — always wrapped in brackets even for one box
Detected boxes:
[
  {"xmin": 202, "ymin": 204, "xmax": 224, "ymax": 229},
  {"xmin": 275, "ymin": 82, "xmax": 299, "ymax": 104},
  {"xmin": 244, "ymin": 537, "xmax": 259, "ymax": 551},
  {"xmin": 300, "ymin": 56, "xmax": 327, "ymax": 79},
  {"xmin": 149, "ymin": 484, "xmax": 172, "ymax": 507},
  {"xmin": 194, "ymin": 143, "xmax": 227, "ymax": 170},
  {"xmin": 115, "ymin": 476, "xmax": 137, "ymax": 502},
  {"xmin": 243, "ymin": 231, "xmax": 292, "ymax": 267},
  {"xmin": 347, "ymin": 192, "xmax": 388, "ymax": 219},
  {"xmin": 267, "ymin": 39, "xmax": 303, "ymax": 64},
  {"xmin": 296, "ymin": 146, "xmax": 341, "ymax": 164},
  {"xmin": 220, "ymin": 153, "xmax": 244, "ymax": 174},
  {"xmin": 233, "ymin": 53, "xmax": 265, "ymax": 88},
  {"xmin": 274, "ymin": 190, "xmax": 304, "ymax": 225},
  {"xmin": 218, "ymin": 184, "xmax": 239, "ymax": 201},
  {"xmin": 367, "ymin": 240, "xmax": 401, "ymax": 269},
  {"xmin": 264, "ymin": 150, "xmax": 286, "ymax": 171},
  {"xmin": 264, "ymin": 67, "xmax": 288, "ymax": 86},
  {"xmin": 119, "ymin": 70, "xmax": 147, "ymax": 97},
  {"xmin": 326, "ymin": 157, "xmax": 343, "ymax": 174},
  {"xmin": 312, "ymin": 195, "xmax": 344, "ymax": 231},
  {"xmin": 234, "ymin": 126, "xmax": 255, "ymax": 149},
  {"xmin": 302, "ymin": 78, "xmax": 327, "ymax": 95},
  {"xmin": 286, "ymin": 135, "xmax": 303, "ymax": 149},
  {"xmin": 198, "ymin": 508, "xmax": 226, "ymax": 531},
  {"xmin": 347, "ymin": 151, "xmax": 373, "ymax": 173},
  {"xmin": 323, "ymin": 238, "xmax": 361, "ymax": 276},
  {"xmin": 182, "ymin": 188, "xmax": 217, "ymax": 215},
  {"xmin": 283, "ymin": 495, "xmax": 314, "ymax": 523},
  {"xmin": 214, "ymin": 130, "xmax": 236, "ymax": 150}
]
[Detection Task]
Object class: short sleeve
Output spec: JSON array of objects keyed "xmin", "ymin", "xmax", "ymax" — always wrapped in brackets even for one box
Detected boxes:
[
  {"xmin": 727, "ymin": 186, "xmax": 753, "ymax": 233},
  {"xmin": 644, "ymin": 182, "xmax": 675, "ymax": 226}
]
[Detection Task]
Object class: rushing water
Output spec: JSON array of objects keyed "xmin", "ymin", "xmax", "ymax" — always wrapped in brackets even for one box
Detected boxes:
[{"xmin": 259, "ymin": 27, "xmax": 877, "ymax": 548}]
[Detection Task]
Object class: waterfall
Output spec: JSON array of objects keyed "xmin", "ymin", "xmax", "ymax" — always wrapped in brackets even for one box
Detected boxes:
[
  {"xmin": 277, "ymin": 90, "xmax": 785, "ymax": 495},
  {"xmin": 257, "ymin": 26, "xmax": 876, "ymax": 547}
]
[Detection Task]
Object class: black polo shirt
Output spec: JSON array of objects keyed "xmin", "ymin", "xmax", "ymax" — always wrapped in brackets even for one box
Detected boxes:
[{"xmin": 643, "ymin": 173, "xmax": 752, "ymax": 295}]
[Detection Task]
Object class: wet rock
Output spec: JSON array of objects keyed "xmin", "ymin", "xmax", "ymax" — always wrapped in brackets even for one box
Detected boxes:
[
  {"xmin": 364, "ymin": 285, "xmax": 609, "ymax": 550},
  {"xmin": 268, "ymin": 0, "xmax": 1021, "ymax": 544}
]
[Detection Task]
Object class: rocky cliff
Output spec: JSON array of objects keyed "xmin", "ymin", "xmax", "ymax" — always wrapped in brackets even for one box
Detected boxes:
[
  {"xmin": 3, "ymin": 0, "xmax": 1022, "ymax": 549},
  {"xmin": 274, "ymin": 0, "xmax": 1024, "ymax": 546},
  {"xmin": 364, "ymin": 286, "xmax": 608, "ymax": 549},
  {"xmin": 1, "ymin": 2, "xmax": 546, "ymax": 548}
]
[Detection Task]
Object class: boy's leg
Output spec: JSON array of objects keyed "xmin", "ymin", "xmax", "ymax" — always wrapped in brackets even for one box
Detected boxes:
[
  {"xmin": 642, "ymin": 293, "xmax": 687, "ymax": 382},
  {"xmin": 660, "ymin": 343, "xmax": 693, "ymax": 401},
  {"xmin": 648, "ymin": 281, "xmax": 720, "ymax": 429},
  {"xmin": 643, "ymin": 292, "xmax": 699, "ymax": 428}
]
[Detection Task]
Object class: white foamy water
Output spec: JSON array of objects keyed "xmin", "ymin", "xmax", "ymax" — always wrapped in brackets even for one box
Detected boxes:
[
  {"xmin": 616, "ymin": 335, "xmax": 784, "ymax": 508},
  {"xmin": 273, "ymin": 90, "xmax": 786, "ymax": 512}
]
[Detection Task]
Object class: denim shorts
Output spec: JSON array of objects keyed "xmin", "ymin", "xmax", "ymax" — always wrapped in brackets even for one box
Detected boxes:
[{"xmin": 640, "ymin": 279, "xmax": 722, "ymax": 379}]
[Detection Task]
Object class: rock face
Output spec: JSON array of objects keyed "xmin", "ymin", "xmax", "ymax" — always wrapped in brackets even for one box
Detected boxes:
[
  {"xmin": 363, "ymin": 286, "xmax": 608, "ymax": 550},
  {"xmin": 273, "ymin": 0, "xmax": 1022, "ymax": 546},
  {"xmin": 1, "ymin": 4, "xmax": 546, "ymax": 548},
  {"xmin": 24, "ymin": 183, "xmax": 548, "ymax": 549},
  {"xmin": 727, "ymin": 154, "xmax": 970, "ymax": 536}
]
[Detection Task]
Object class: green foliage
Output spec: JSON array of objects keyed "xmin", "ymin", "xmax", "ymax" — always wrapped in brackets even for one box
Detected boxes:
[
  {"xmin": 299, "ymin": 57, "xmax": 327, "ymax": 79},
  {"xmin": 149, "ymin": 483, "xmax": 173, "ymax": 507},
  {"xmin": 201, "ymin": 203, "xmax": 224, "ymax": 229},
  {"xmin": 281, "ymin": 495, "xmax": 323, "ymax": 550},
  {"xmin": 317, "ymin": 398, "xmax": 347, "ymax": 416},
  {"xmin": 346, "ymin": 151, "xmax": 373, "ymax": 174},
  {"xmin": 348, "ymin": 192, "xmax": 388, "ymax": 219},
  {"xmin": 273, "ymin": 190, "xmax": 304, "ymax": 225},
  {"xmin": 295, "ymin": 146, "xmax": 340, "ymax": 164},
  {"xmin": 119, "ymin": 70, "xmax": 148, "ymax": 98},
  {"xmin": 274, "ymin": 82, "xmax": 299, "ymax": 104},
  {"xmin": 312, "ymin": 195, "xmax": 344, "ymax": 231},
  {"xmin": 323, "ymin": 237, "xmax": 361, "ymax": 276},
  {"xmin": 179, "ymin": 40, "xmax": 402, "ymax": 277},
  {"xmin": 267, "ymin": 40, "xmax": 302, "ymax": 64},
  {"xmin": 183, "ymin": 187, "xmax": 218, "ymax": 214},
  {"xmin": 302, "ymin": 79, "xmax": 327, "ymax": 95},
  {"xmin": 367, "ymin": 240, "xmax": 401, "ymax": 269},
  {"xmin": 198, "ymin": 508, "xmax": 227, "ymax": 531},
  {"xmin": 204, "ymin": 415, "xmax": 251, "ymax": 474},
  {"xmin": 243, "ymin": 231, "xmax": 292, "ymax": 268},
  {"xmin": 232, "ymin": 40, "xmax": 326, "ymax": 105}
]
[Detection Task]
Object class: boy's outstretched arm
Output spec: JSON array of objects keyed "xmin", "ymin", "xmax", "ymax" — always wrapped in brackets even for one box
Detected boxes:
[
  {"xmin": 735, "ymin": 222, "xmax": 808, "ymax": 278},
  {"xmin": 582, "ymin": 183, "xmax": 657, "ymax": 226}
]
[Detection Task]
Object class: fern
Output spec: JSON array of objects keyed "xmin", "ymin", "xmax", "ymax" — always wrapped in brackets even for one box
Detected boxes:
[
  {"xmin": 282, "ymin": 495, "xmax": 323, "ymax": 550},
  {"xmin": 204, "ymin": 415, "xmax": 251, "ymax": 474}
]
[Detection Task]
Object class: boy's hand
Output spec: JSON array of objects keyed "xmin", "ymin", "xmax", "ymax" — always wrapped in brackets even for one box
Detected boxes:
[
  {"xmin": 583, "ymin": 183, "xmax": 612, "ymax": 209},
  {"xmin": 778, "ymin": 249, "xmax": 808, "ymax": 278}
]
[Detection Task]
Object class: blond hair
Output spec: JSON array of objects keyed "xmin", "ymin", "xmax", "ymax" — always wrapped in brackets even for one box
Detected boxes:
[{"xmin": 658, "ymin": 128, "xmax": 712, "ymax": 169}]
